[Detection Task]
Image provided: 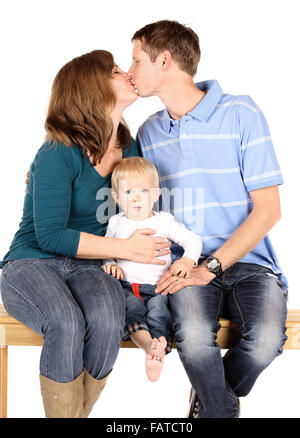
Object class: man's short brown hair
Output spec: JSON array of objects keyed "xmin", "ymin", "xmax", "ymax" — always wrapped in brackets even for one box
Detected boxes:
[{"xmin": 132, "ymin": 20, "xmax": 200, "ymax": 77}]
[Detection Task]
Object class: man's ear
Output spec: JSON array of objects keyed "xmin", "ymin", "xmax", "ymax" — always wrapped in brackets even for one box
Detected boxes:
[
  {"xmin": 161, "ymin": 50, "xmax": 172, "ymax": 71},
  {"xmin": 112, "ymin": 191, "xmax": 119, "ymax": 204}
]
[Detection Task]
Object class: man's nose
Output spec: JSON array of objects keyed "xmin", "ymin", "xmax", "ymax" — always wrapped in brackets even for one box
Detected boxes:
[{"xmin": 127, "ymin": 66, "xmax": 133, "ymax": 78}]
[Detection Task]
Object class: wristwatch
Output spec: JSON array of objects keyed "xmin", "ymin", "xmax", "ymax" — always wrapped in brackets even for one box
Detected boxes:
[{"xmin": 205, "ymin": 255, "xmax": 223, "ymax": 277}]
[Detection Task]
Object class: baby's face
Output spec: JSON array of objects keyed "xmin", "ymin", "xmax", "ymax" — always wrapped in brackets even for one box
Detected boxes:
[{"xmin": 116, "ymin": 175, "xmax": 160, "ymax": 220}]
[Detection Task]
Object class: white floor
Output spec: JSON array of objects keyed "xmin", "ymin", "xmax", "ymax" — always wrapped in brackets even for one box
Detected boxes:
[{"xmin": 5, "ymin": 346, "xmax": 300, "ymax": 418}]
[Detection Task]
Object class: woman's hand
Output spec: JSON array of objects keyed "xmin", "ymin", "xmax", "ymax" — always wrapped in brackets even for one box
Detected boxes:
[
  {"xmin": 127, "ymin": 228, "xmax": 171, "ymax": 265},
  {"xmin": 155, "ymin": 263, "xmax": 216, "ymax": 295},
  {"xmin": 101, "ymin": 264, "xmax": 124, "ymax": 280},
  {"xmin": 25, "ymin": 170, "xmax": 29, "ymax": 192}
]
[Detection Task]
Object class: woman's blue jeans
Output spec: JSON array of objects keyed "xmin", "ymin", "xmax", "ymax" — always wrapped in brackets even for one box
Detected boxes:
[
  {"xmin": 0, "ymin": 257, "xmax": 126, "ymax": 383},
  {"xmin": 169, "ymin": 262, "xmax": 288, "ymax": 418}
]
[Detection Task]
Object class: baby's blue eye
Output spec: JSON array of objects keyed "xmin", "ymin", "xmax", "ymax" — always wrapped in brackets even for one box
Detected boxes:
[
  {"xmin": 141, "ymin": 189, "xmax": 148, "ymax": 193},
  {"xmin": 126, "ymin": 190, "xmax": 131, "ymax": 194}
]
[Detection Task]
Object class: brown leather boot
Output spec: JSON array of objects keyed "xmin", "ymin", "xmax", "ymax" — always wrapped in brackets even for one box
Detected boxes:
[
  {"xmin": 40, "ymin": 371, "xmax": 85, "ymax": 418},
  {"xmin": 83, "ymin": 368, "xmax": 111, "ymax": 417}
]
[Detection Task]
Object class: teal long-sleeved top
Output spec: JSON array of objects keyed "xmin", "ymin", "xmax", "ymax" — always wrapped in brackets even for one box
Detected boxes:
[{"xmin": 0, "ymin": 139, "xmax": 140, "ymax": 268}]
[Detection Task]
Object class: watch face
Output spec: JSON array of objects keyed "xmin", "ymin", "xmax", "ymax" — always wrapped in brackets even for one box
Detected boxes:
[
  {"xmin": 208, "ymin": 259, "xmax": 219, "ymax": 270},
  {"xmin": 206, "ymin": 257, "xmax": 220, "ymax": 272}
]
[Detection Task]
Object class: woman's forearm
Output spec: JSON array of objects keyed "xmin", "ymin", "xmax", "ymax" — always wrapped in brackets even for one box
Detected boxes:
[
  {"xmin": 76, "ymin": 229, "xmax": 171, "ymax": 264},
  {"xmin": 76, "ymin": 232, "xmax": 128, "ymax": 259}
]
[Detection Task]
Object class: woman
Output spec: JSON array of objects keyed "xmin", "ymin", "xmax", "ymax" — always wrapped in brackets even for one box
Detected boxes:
[{"xmin": 0, "ymin": 50, "xmax": 170, "ymax": 418}]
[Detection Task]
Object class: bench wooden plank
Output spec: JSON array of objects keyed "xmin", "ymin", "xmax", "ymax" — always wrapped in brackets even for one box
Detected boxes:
[
  {"xmin": 0, "ymin": 304, "xmax": 241, "ymax": 349},
  {"xmin": 1, "ymin": 304, "xmax": 300, "ymax": 348},
  {"xmin": 0, "ymin": 321, "xmax": 242, "ymax": 348}
]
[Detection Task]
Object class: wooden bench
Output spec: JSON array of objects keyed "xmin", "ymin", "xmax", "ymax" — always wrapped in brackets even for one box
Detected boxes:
[{"xmin": 1, "ymin": 303, "xmax": 300, "ymax": 418}]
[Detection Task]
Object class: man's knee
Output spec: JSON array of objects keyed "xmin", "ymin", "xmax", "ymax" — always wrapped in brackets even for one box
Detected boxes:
[
  {"xmin": 174, "ymin": 316, "xmax": 219, "ymax": 356},
  {"xmin": 244, "ymin": 322, "xmax": 287, "ymax": 366}
]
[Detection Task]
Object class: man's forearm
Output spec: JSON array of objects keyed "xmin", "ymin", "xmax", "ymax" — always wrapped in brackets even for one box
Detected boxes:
[
  {"xmin": 212, "ymin": 207, "xmax": 280, "ymax": 271},
  {"xmin": 156, "ymin": 187, "xmax": 282, "ymax": 294}
]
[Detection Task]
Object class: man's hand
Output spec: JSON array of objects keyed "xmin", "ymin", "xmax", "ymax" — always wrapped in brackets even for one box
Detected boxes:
[
  {"xmin": 155, "ymin": 263, "xmax": 216, "ymax": 296},
  {"xmin": 169, "ymin": 256, "xmax": 195, "ymax": 278},
  {"xmin": 101, "ymin": 264, "xmax": 124, "ymax": 280}
]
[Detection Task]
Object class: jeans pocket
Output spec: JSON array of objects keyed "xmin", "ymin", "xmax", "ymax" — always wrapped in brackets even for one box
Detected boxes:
[
  {"xmin": 264, "ymin": 272, "xmax": 285, "ymax": 290},
  {"xmin": 2, "ymin": 258, "xmax": 39, "ymax": 279}
]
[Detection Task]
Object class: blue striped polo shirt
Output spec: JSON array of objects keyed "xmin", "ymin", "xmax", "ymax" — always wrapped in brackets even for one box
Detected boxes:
[{"xmin": 137, "ymin": 80, "xmax": 288, "ymax": 291}]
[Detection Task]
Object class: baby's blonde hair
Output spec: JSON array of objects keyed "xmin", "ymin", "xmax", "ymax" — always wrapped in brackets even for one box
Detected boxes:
[{"xmin": 111, "ymin": 157, "xmax": 160, "ymax": 193}]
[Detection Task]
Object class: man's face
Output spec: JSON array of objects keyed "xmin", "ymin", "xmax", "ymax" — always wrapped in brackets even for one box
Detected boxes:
[
  {"xmin": 110, "ymin": 64, "xmax": 138, "ymax": 108},
  {"xmin": 128, "ymin": 40, "xmax": 163, "ymax": 98}
]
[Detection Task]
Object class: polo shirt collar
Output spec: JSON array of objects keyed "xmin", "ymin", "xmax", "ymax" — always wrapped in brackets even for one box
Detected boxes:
[
  {"xmin": 162, "ymin": 80, "xmax": 223, "ymax": 131},
  {"xmin": 190, "ymin": 80, "xmax": 223, "ymax": 121}
]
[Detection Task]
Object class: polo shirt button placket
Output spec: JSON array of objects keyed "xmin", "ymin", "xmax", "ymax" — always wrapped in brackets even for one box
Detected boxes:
[{"xmin": 180, "ymin": 130, "xmax": 195, "ymax": 160}]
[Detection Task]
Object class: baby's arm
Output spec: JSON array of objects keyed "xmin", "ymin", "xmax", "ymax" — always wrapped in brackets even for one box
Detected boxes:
[
  {"xmin": 101, "ymin": 215, "xmax": 124, "ymax": 280},
  {"xmin": 163, "ymin": 213, "xmax": 203, "ymax": 278},
  {"xmin": 169, "ymin": 256, "xmax": 195, "ymax": 278}
]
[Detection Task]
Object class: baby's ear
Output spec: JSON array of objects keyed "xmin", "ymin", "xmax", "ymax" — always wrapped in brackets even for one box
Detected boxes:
[
  {"xmin": 153, "ymin": 187, "xmax": 161, "ymax": 202},
  {"xmin": 112, "ymin": 191, "xmax": 119, "ymax": 204}
]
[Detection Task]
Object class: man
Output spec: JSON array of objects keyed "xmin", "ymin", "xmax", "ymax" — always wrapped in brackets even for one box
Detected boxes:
[{"xmin": 128, "ymin": 20, "xmax": 288, "ymax": 418}]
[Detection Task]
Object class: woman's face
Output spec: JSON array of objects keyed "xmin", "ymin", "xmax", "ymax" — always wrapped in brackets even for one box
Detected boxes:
[{"xmin": 111, "ymin": 64, "xmax": 138, "ymax": 109}]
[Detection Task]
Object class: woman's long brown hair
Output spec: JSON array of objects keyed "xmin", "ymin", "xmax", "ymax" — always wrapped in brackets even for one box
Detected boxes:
[{"xmin": 45, "ymin": 50, "xmax": 131, "ymax": 165}]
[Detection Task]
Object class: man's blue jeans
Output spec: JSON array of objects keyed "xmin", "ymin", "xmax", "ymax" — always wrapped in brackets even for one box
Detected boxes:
[
  {"xmin": 0, "ymin": 257, "xmax": 126, "ymax": 383},
  {"xmin": 169, "ymin": 262, "xmax": 288, "ymax": 418}
]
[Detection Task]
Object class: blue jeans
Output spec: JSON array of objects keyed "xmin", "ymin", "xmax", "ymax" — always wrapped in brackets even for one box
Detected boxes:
[
  {"xmin": 0, "ymin": 257, "xmax": 126, "ymax": 383},
  {"xmin": 169, "ymin": 262, "xmax": 288, "ymax": 418},
  {"xmin": 121, "ymin": 280, "xmax": 174, "ymax": 349}
]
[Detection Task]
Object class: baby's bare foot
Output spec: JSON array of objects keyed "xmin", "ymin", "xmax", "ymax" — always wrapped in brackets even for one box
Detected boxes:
[
  {"xmin": 145, "ymin": 353, "xmax": 164, "ymax": 382},
  {"xmin": 151, "ymin": 336, "xmax": 167, "ymax": 359}
]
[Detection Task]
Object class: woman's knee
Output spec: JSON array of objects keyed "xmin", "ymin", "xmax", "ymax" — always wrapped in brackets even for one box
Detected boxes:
[
  {"xmin": 45, "ymin": 301, "xmax": 85, "ymax": 342},
  {"xmin": 85, "ymin": 294, "xmax": 126, "ymax": 338},
  {"xmin": 85, "ymin": 306, "xmax": 125, "ymax": 340}
]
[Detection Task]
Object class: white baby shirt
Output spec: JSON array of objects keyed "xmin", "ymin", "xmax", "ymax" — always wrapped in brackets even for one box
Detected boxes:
[{"xmin": 103, "ymin": 211, "xmax": 202, "ymax": 285}]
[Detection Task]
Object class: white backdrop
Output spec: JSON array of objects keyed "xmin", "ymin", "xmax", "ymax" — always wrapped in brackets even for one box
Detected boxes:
[{"xmin": 0, "ymin": 0, "xmax": 299, "ymax": 418}]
